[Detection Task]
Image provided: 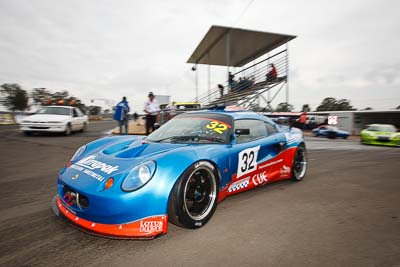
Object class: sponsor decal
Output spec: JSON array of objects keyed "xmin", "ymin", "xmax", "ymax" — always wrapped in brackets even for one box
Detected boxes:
[
  {"xmin": 280, "ymin": 165, "xmax": 291, "ymax": 176},
  {"xmin": 258, "ymin": 159, "xmax": 283, "ymax": 169},
  {"xmin": 205, "ymin": 120, "xmax": 230, "ymax": 134},
  {"xmin": 252, "ymin": 171, "xmax": 268, "ymax": 186},
  {"xmin": 139, "ymin": 220, "xmax": 164, "ymax": 234},
  {"xmin": 76, "ymin": 155, "xmax": 119, "ymax": 175},
  {"xmin": 228, "ymin": 177, "xmax": 250, "ymax": 193},
  {"xmin": 70, "ymin": 164, "xmax": 105, "ymax": 182},
  {"xmin": 71, "ymin": 155, "xmax": 119, "ymax": 182},
  {"xmin": 237, "ymin": 146, "xmax": 260, "ymax": 178},
  {"xmin": 56, "ymin": 197, "xmax": 167, "ymax": 237},
  {"xmin": 83, "ymin": 169, "xmax": 105, "ymax": 182},
  {"xmin": 71, "ymin": 165, "xmax": 84, "ymax": 172}
]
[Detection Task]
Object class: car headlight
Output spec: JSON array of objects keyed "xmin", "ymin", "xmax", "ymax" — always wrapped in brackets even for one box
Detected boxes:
[
  {"xmin": 121, "ymin": 161, "xmax": 156, "ymax": 191},
  {"xmin": 70, "ymin": 145, "xmax": 87, "ymax": 161}
]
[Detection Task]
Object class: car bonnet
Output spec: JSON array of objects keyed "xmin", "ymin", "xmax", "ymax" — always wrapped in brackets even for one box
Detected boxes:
[{"xmin": 60, "ymin": 140, "xmax": 191, "ymax": 191}]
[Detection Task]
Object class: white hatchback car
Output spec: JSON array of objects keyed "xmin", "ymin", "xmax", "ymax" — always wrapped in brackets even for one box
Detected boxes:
[{"xmin": 20, "ymin": 106, "xmax": 88, "ymax": 135}]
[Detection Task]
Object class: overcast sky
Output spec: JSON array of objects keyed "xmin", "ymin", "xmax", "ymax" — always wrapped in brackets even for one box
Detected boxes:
[{"xmin": 1, "ymin": 0, "xmax": 399, "ymax": 112}]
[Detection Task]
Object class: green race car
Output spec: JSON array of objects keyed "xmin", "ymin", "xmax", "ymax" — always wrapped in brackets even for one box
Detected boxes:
[{"xmin": 360, "ymin": 124, "xmax": 400, "ymax": 147}]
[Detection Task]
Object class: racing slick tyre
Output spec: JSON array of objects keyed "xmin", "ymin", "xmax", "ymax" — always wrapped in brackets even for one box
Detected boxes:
[
  {"xmin": 168, "ymin": 161, "xmax": 219, "ymax": 229},
  {"xmin": 64, "ymin": 124, "xmax": 72, "ymax": 136},
  {"xmin": 291, "ymin": 145, "xmax": 308, "ymax": 181}
]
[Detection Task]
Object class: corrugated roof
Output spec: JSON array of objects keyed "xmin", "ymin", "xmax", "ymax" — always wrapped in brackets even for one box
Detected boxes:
[{"xmin": 187, "ymin": 25, "xmax": 296, "ymax": 67}]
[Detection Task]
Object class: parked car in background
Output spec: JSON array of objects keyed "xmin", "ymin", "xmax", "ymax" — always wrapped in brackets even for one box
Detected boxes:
[
  {"xmin": 360, "ymin": 124, "xmax": 400, "ymax": 147},
  {"xmin": 312, "ymin": 125, "xmax": 350, "ymax": 139},
  {"xmin": 20, "ymin": 106, "xmax": 88, "ymax": 136}
]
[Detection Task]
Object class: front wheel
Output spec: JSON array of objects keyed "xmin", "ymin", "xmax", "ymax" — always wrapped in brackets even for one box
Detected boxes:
[
  {"xmin": 80, "ymin": 122, "xmax": 87, "ymax": 133},
  {"xmin": 291, "ymin": 145, "xmax": 308, "ymax": 181},
  {"xmin": 327, "ymin": 132, "xmax": 336, "ymax": 139},
  {"xmin": 64, "ymin": 124, "xmax": 72, "ymax": 136},
  {"xmin": 168, "ymin": 161, "xmax": 219, "ymax": 229}
]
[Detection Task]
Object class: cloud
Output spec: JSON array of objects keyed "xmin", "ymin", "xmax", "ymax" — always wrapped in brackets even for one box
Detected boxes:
[{"xmin": 1, "ymin": 0, "xmax": 400, "ymax": 111}]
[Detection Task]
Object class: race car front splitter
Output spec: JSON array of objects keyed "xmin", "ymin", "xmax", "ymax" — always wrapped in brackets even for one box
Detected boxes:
[{"xmin": 52, "ymin": 196, "xmax": 168, "ymax": 239}]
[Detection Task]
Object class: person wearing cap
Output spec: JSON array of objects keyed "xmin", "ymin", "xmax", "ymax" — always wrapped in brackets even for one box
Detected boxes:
[
  {"xmin": 114, "ymin": 96, "xmax": 130, "ymax": 135},
  {"xmin": 144, "ymin": 92, "xmax": 160, "ymax": 135}
]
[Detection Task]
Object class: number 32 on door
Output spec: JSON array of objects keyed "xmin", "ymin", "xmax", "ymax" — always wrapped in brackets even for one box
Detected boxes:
[{"xmin": 237, "ymin": 146, "xmax": 260, "ymax": 178}]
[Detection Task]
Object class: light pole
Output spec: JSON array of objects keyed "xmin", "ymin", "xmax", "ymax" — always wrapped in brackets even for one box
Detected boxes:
[{"xmin": 192, "ymin": 65, "xmax": 198, "ymax": 102}]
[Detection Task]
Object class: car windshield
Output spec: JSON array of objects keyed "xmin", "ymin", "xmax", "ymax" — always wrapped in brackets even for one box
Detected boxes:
[
  {"xmin": 37, "ymin": 107, "xmax": 71, "ymax": 116},
  {"xmin": 368, "ymin": 125, "xmax": 397, "ymax": 132},
  {"xmin": 146, "ymin": 113, "xmax": 233, "ymax": 144}
]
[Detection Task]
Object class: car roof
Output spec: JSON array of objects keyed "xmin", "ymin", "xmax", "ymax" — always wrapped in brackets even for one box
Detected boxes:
[
  {"xmin": 45, "ymin": 105, "xmax": 74, "ymax": 109},
  {"xmin": 367, "ymin": 124, "xmax": 395, "ymax": 127}
]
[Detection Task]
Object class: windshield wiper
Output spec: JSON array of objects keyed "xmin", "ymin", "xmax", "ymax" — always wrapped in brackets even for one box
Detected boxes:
[
  {"xmin": 149, "ymin": 135, "xmax": 225, "ymax": 143},
  {"xmin": 149, "ymin": 135, "xmax": 189, "ymax": 143}
]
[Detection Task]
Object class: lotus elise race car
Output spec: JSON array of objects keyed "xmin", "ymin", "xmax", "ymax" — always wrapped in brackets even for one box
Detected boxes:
[
  {"xmin": 312, "ymin": 125, "xmax": 350, "ymax": 139},
  {"xmin": 360, "ymin": 124, "xmax": 400, "ymax": 147},
  {"xmin": 52, "ymin": 109, "xmax": 307, "ymax": 239}
]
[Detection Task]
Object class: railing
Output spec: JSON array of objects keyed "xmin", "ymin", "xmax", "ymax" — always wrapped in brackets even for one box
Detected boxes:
[{"xmin": 194, "ymin": 49, "xmax": 288, "ymax": 108}]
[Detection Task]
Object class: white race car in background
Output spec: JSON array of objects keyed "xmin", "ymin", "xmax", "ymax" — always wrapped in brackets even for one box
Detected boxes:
[{"xmin": 20, "ymin": 106, "xmax": 88, "ymax": 136}]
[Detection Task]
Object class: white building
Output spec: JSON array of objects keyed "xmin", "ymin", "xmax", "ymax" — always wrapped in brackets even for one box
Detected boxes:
[{"xmin": 308, "ymin": 110, "xmax": 400, "ymax": 135}]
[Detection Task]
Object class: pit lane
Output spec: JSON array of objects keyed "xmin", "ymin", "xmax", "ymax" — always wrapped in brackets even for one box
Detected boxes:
[{"xmin": 0, "ymin": 121, "xmax": 399, "ymax": 267}]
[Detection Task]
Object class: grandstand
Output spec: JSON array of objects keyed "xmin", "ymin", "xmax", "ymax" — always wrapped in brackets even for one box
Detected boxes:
[{"xmin": 187, "ymin": 25, "xmax": 296, "ymax": 109}]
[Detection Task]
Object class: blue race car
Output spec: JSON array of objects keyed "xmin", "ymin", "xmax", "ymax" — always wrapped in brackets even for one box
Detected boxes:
[
  {"xmin": 312, "ymin": 125, "xmax": 350, "ymax": 139},
  {"xmin": 52, "ymin": 108, "xmax": 307, "ymax": 239}
]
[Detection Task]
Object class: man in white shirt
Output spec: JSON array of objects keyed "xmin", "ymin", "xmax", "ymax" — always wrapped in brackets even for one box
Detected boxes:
[{"xmin": 144, "ymin": 92, "xmax": 160, "ymax": 135}]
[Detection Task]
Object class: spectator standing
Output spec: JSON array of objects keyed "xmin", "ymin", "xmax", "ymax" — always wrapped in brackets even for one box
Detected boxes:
[
  {"xmin": 218, "ymin": 84, "xmax": 224, "ymax": 97},
  {"xmin": 228, "ymin": 72, "xmax": 235, "ymax": 90},
  {"xmin": 266, "ymin": 64, "xmax": 278, "ymax": 82},
  {"xmin": 144, "ymin": 92, "xmax": 160, "ymax": 135},
  {"xmin": 113, "ymin": 96, "xmax": 130, "ymax": 135},
  {"xmin": 299, "ymin": 112, "xmax": 307, "ymax": 130}
]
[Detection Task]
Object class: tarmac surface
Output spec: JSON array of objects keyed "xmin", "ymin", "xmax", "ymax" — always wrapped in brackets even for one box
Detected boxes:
[{"xmin": 0, "ymin": 121, "xmax": 399, "ymax": 267}]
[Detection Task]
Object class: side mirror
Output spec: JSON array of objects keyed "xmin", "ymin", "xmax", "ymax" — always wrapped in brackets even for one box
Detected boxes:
[
  {"xmin": 153, "ymin": 123, "xmax": 160, "ymax": 130},
  {"xmin": 234, "ymin": 129, "xmax": 250, "ymax": 136}
]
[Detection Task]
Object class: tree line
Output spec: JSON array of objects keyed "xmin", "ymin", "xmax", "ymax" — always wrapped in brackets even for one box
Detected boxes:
[
  {"xmin": 0, "ymin": 83, "xmax": 102, "ymax": 115},
  {"xmin": 2, "ymin": 83, "xmax": 398, "ymax": 113},
  {"xmin": 271, "ymin": 97, "xmax": 371, "ymax": 112}
]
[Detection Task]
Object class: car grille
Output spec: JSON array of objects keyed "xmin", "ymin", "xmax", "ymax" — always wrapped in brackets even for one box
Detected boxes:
[
  {"xmin": 377, "ymin": 136, "xmax": 390, "ymax": 142},
  {"xmin": 29, "ymin": 126, "xmax": 50, "ymax": 129}
]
